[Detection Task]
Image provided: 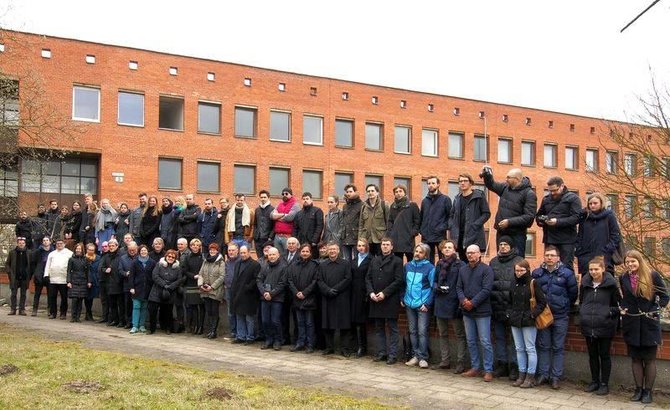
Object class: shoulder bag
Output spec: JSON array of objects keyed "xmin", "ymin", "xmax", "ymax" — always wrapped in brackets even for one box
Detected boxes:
[{"xmin": 530, "ymin": 279, "xmax": 554, "ymax": 329}]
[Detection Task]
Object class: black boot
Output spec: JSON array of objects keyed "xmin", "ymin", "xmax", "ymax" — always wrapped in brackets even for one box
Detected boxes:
[
  {"xmin": 493, "ymin": 361, "xmax": 509, "ymax": 378},
  {"xmin": 208, "ymin": 317, "xmax": 219, "ymax": 339},
  {"xmin": 197, "ymin": 308, "xmax": 206, "ymax": 335},
  {"xmin": 202, "ymin": 315, "xmax": 211, "ymax": 338},
  {"xmin": 630, "ymin": 387, "xmax": 643, "ymax": 401},
  {"xmin": 508, "ymin": 363, "xmax": 519, "ymax": 381},
  {"xmin": 356, "ymin": 326, "xmax": 367, "ymax": 358},
  {"xmin": 641, "ymin": 388, "xmax": 653, "ymax": 404}
]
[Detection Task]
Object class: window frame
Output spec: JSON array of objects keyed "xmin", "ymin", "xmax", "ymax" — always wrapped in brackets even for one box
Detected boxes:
[
  {"xmin": 585, "ymin": 148, "xmax": 599, "ymax": 172},
  {"xmin": 196, "ymin": 161, "xmax": 220, "ymax": 193},
  {"xmin": 334, "ymin": 118, "xmax": 354, "ymax": 148},
  {"xmin": 157, "ymin": 157, "xmax": 183, "ymax": 191},
  {"xmin": 521, "ymin": 141, "xmax": 536, "ymax": 166},
  {"xmin": 473, "ymin": 134, "xmax": 488, "ymax": 162},
  {"xmin": 394, "ymin": 125, "xmax": 412, "ymax": 154},
  {"xmin": 158, "ymin": 95, "xmax": 185, "ymax": 131},
  {"xmin": 233, "ymin": 164, "xmax": 256, "ymax": 194},
  {"xmin": 421, "ymin": 128, "xmax": 438, "ymax": 157},
  {"xmin": 365, "ymin": 122, "xmax": 384, "ymax": 151},
  {"xmin": 448, "ymin": 132, "xmax": 464, "ymax": 159},
  {"xmin": 269, "ymin": 166, "xmax": 291, "ymax": 197},
  {"xmin": 302, "ymin": 169, "xmax": 323, "ymax": 199},
  {"xmin": 302, "ymin": 114, "xmax": 324, "ymax": 146},
  {"xmin": 497, "ymin": 138, "xmax": 512, "ymax": 164},
  {"xmin": 565, "ymin": 146, "xmax": 578, "ymax": 170},
  {"xmin": 117, "ymin": 91, "xmax": 145, "ymax": 127},
  {"xmin": 234, "ymin": 106, "xmax": 258, "ymax": 139},
  {"xmin": 269, "ymin": 110, "xmax": 291, "ymax": 142},
  {"xmin": 543, "ymin": 143, "xmax": 558, "ymax": 168},
  {"xmin": 72, "ymin": 85, "xmax": 101, "ymax": 123},
  {"xmin": 197, "ymin": 101, "xmax": 222, "ymax": 135}
]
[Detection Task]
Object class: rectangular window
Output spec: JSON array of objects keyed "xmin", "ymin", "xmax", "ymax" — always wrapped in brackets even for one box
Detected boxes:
[
  {"xmin": 198, "ymin": 102, "xmax": 221, "ymax": 134},
  {"xmin": 606, "ymin": 194, "xmax": 619, "ymax": 213},
  {"xmin": 525, "ymin": 233, "xmax": 536, "ymax": 257},
  {"xmin": 448, "ymin": 132, "xmax": 464, "ymax": 159},
  {"xmin": 606, "ymin": 151, "xmax": 618, "ymax": 174},
  {"xmin": 624, "ymin": 195, "xmax": 638, "ymax": 219},
  {"xmin": 473, "ymin": 135, "xmax": 488, "ymax": 161},
  {"xmin": 662, "ymin": 200, "xmax": 670, "ymax": 219},
  {"xmin": 233, "ymin": 165, "xmax": 256, "ymax": 194},
  {"xmin": 565, "ymin": 146, "xmax": 578, "ymax": 170},
  {"xmin": 235, "ymin": 106, "xmax": 257, "ymax": 138},
  {"xmin": 661, "ymin": 157, "xmax": 670, "ymax": 179},
  {"xmin": 334, "ymin": 172, "xmax": 353, "ymax": 196},
  {"xmin": 158, "ymin": 96, "xmax": 184, "ymax": 131},
  {"xmin": 365, "ymin": 123, "xmax": 383, "ymax": 151},
  {"xmin": 335, "ymin": 119, "xmax": 354, "ymax": 147},
  {"xmin": 72, "ymin": 86, "xmax": 100, "ymax": 122},
  {"xmin": 197, "ymin": 161, "xmax": 220, "ymax": 192},
  {"xmin": 421, "ymin": 129, "xmax": 438, "ymax": 157},
  {"xmin": 643, "ymin": 237, "xmax": 656, "ymax": 258},
  {"xmin": 624, "ymin": 153, "xmax": 637, "ymax": 176},
  {"xmin": 158, "ymin": 158, "xmax": 182, "ymax": 190},
  {"xmin": 302, "ymin": 170, "xmax": 323, "ymax": 199},
  {"xmin": 498, "ymin": 138, "xmax": 512, "ymax": 163},
  {"xmin": 521, "ymin": 141, "xmax": 535, "ymax": 166},
  {"xmin": 365, "ymin": 175, "xmax": 383, "ymax": 194},
  {"xmin": 270, "ymin": 111, "xmax": 291, "ymax": 142},
  {"xmin": 643, "ymin": 197, "xmax": 655, "ymax": 218},
  {"xmin": 20, "ymin": 157, "xmax": 98, "ymax": 195},
  {"xmin": 303, "ymin": 115, "xmax": 323, "ymax": 145},
  {"xmin": 0, "ymin": 159, "xmax": 18, "ymax": 197},
  {"xmin": 117, "ymin": 91, "xmax": 144, "ymax": 126},
  {"xmin": 643, "ymin": 155, "xmax": 655, "ymax": 177},
  {"xmin": 544, "ymin": 144, "xmax": 557, "ymax": 168},
  {"xmin": 0, "ymin": 79, "xmax": 19, "ymax": 126},
  {"xmin": 269, "ymin": 167, "xmax": 290, "ymax": 196},
  {"xmin": 394, "ymin": 126, "xmax": 411, "ymax": 154},
  {"xmin": 585, "ymin": 149, "xmax": 598, "ymax": 172},
  {"xmin": 394, "ymin": 177, "xmax": 412, "ymax": 198}
]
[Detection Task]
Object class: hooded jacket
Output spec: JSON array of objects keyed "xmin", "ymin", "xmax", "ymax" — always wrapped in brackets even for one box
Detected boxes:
[
  {"xmin": 579, "ymin": 272, "xmax": 620, "ymax": 338},
  {"xmin": 482, "ymin": 174, "xmax": 537, "ymax": 235},
  {"xmin": 448, "ymin": 188, "xmax": 491, "ymax": 252},
  {"xmin": 575, "ymin": 208, "xmax": 621, "ymax": 274},
  {"xmin": 531, "ymin": 262, "xmax": 578, "ymax": 318},
  {"xmin": 403, "ymin": 259, "xmax": 435, "ymax": 309},
  {"xmin": 341, "ymin": 195, "xmax": 363, "ymax": 245}
]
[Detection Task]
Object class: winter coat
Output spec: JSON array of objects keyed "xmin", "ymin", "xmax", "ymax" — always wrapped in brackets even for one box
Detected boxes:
[
  {"xmin": 366, "ymin": 253, "xmax": 404, "ymax": 319},
  {"xmin": 322, "ymin": 209, "xmax": 343, "ymax": 244},
  {"xmin": 224, "ymin": 206, "xmax": 255, "ymax": 244},
  {"xmin": 139, "ymin": 207, "xmax": 161, "ymax": 246},
  {"xmin": 386, "ymin": 199, "xmax": 420, "ymax": 253},
  {"xmin": 318, "ymin": 258, "xmax": 352, "ymax": 329},
  {"xmin": 45, "ymin": 208, "xmax": 60, "ymax": 237},
  {"xmin": 419, "ymin": 192, "xmax": 452, "ymax": 243},
  {"xmin": 230, "ymin": 258, "xmax": 262, "ymax": 316},
  {"xmin": 129, "ymin": 205, "xmax": 145, "ymax": 238},
  {"xmin": 64, "ymin": 211, "xmax": 82, "ymax": 242},
  {"xmin": 51, "ymin": 215, "xmax": 67, "ymax": 241},
  {"xmin": 198, "ymin": 254, "xmax": 226, "ymax": 302},
  {"xmin": 80, "ymin": 209, "xmax": 97, "ymax": 245},
  {"xmin": 575, "ymin": 209, "xmax": 621, "ymax": 274},
  {"xmin": 293, "ymin": 205, "xmax": 324, "ymax": 245},
  {"xmin": 31, "ymin": 214, "xmax": 49, "ymax": 243},
  {"xmin": 253, "ymin": 204, "xmax": 275, "ymax": 241},
  {"xmin": 214, "ymin": 207, "xmax": 229, "ymax": 247},
  {"xmin": 198, "ymin": 208, "xmax": 219, "ymax": 247},
  {"xmin": 490, "ymin": 251, "xmax": 524, "ymax": 322},
  {"xmin": 32, "ymin": 245, "xmax": 53, "ymax": 286},
  {"xmin": 15, "ymin": 219, "xmax": 33, "ymax": 244},
  {"xmin": 536, "ymin": 187, "xmax": 582, "ymax": 245},
  {"xmin": 530, "ymin": 262, "xmax": 578, "ymax": 318},
  {"xmin": 579, "ymin": 272, "xmax": 620, "ymax": 338},
  {"xmin": 359, "ymin": 199, "xmax": 389, "ymax": 244},
  {"xmin": 620, "ymin": 271, "xmax": 670, "ymax": 347},
  {"xmin": 118, "ymin": 254, "xmax": 136, "ymax": 292},
  {"xmin": 149, "ymin": 258, "xmax": 182, "ymax": 304},
  {"xmin": 403, "ymin": 259, "xmax": 436, "ymax": 309},
  {"xmin": 177, "ymin": 204, "xmax": 201, "ymax": 238},
  {"xmin": 482, "ymin": 174, "xmax": 537, "ymax": 236},
  {"xmin": 130, "ymin": 257, "xmax": 156, "ymax": 300},
  {"xmin": 350, "ymin": 254, "xmax": 372, "ymax": 323},
  {"xmin": 256, "ymin": 258, "xmax": 288, "ymax": 303},
  {"xmin": 99, "ymin": 250, "xmax": 123, "ymax": 295},
  {"xmin": 114, "ymin": 211, "xmax": 131, "ymax": 242},
  {"xmin": 44, "ymin": 248, "xmax": 73, "ymax": 285},
  {"xmin": 66, "ymin": 255, "xmax": 91, "ymax": 298},
  {"xmin": 341, "ymin": 195, "xmax": 363, "ymax": 246},
  {"xmin": 5, "ymin": 246, "xmax": 35, "ymax": 287},
  {"xmin": 182, "ymin": 251, "xmax": 204, "ymax": 304},
  {"xmin": 159, "ymin": 208, "xmax": 178, "ymax": 249},
  {"xmin": 448, "ymin": 189, "xmax": 491, "ymax": 252},
  {"xmin": 287, "ymin": 258, "xmax": 319, "ymax": 310},
  {"xmin": 508, "ymin": 275, "xmax": 547, "ymax": 328},
  {"xmin": 433, "ymin": 256, "xmax": 465, "ymax": 319},
  {"xmin": 87, "ymin": 255, "xmax": 101, "ymax": 299},
  {"xmin": 456, "ymin": 261, "xmax": 494, "ymax": 318}
]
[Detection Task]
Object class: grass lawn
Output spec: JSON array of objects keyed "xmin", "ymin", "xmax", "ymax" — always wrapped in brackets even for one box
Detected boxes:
[{"xmin": 0, "ymin": 323, "xmax": 394, "ymax": 409}]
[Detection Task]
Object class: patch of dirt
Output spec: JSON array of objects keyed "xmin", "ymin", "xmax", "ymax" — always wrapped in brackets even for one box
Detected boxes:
[
  {"xmin": 64, "ymin": 380, "xmax": 104, "ymax": 393},
  {"xmin": 205, "ymin": 387, "xmax": 233, "ymax": 401},
  {"xmin": 0, "ymin": 364, "xmax": 18, "ymax": 376}
]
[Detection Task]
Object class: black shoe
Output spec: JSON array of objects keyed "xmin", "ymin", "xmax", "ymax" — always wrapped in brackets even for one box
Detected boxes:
[
  {"xmin": 535, "ymin": 374, "xmax": 549, "ymax": 386},
  {"xmin": 386, "ymin": 357, "xmax": 397, "ymax": 365},
  {"xmin": 108, "ymin": 321, "xmax": 118, "ymax": 327},
  {"xmin": 290, "ymin": 345, "xmax": 305, "ymax": 352},
  {"xmin": 630, "ymin": 387, "xmax": 643, "ymax": 401},
  {"xmin": 59, "ymin": 315, "xmax": 67, "ymax": 320},
  {"xmin": 97, "ymin": 318, "xmax": 108, "ymax": 324},
  {"xmin": 641, "ymin": 389, "xmax": 652, "ymax": 404},
  {"xmin": 273, "ymin": 343, "xmax": 282, "ymax": 351},
  {"xmin": 8, "ymin": 311, "xmax": 16, "ymax": 316},
  {"xmin": 508, "ymin": 364, "xmax": 519, "ymax": 381},
  {"xmin": 48, "ymin": 314, "xmax": 56, "ymax": 320},
  {"xmin": 261, "ymin": 343, "xmax": 272, "ymax": 350},
  {"xmin": 341, "ymin": 350, "xmax": 351, "ymax": 358},
  {"xmin": 231, "ymin": 339, "xmax": 245, "ymax": 344},
  {"xmin": 584, "ymin": 382, "xmax": 600, "ymax": 393},
  {"xmin": 453, "ymin": 363, "xmax": 466, "ymax": 374},
  {"xmin": 70, "ymin": 318, "xmax": 76, "ymax": 323},
  {"xmin": 493, "ymin": 362, "xmax": 509, "ymax": 378},
  {"xmin": 551, "ymin": 379, "xmax": 560, "ymax": 390},
  {"xmin": 148, "ymin": 330, "xmax": 155, "ymax": 335},
  {"xmin": 595, "ymin": 384, "xmax": 609, "ymax": 396},
  {"xmin": 356, "ymin": 347, "xmax": 367, "ymax": 358},
  {"xmin": 117, "ymin": 322, "xmax": 126, "ymax": 328},
  {"xmin": 305, "ymin": 347, "xmax": 315, "ymax": 354},
  {"xmin": 321, "ymin": 349, "xmax": 334, "ymax": 355},
  {"xmin": 165, "ymin": 329, "xmax": 171, "ymax": 335},
  {"xmin": 19, "ymin": 310, "xmax": 27, "ymax": 316},
  {"xmin": 373, "ymin": 353, "xmax": 388, "ymax": 362},
  {"xmin": 207, "ymin": 332, "xmax": 216, "ymax": 339},
  {"xmin": 85, "ymin": 313, "xmax": 93, "ymax": 321},
  {"xmin": 124, "ymin": 323, "xmax": 132, "ymax": 329}
]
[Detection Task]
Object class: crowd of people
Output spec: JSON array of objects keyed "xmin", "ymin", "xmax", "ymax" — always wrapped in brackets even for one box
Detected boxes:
[{"xmin": 5, "ymin": 166, "xmax": 669, "ymax": 404}]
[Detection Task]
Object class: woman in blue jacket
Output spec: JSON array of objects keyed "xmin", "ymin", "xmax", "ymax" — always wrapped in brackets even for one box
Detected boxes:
[{"xmin": 402, "ymin": 243, "xmax": 435, "ymax": 369}]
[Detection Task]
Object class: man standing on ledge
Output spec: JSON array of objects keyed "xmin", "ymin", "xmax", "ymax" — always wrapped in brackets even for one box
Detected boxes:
[{"xmin": 419, "ymin": 176, "xmax": 452, "ymax": 260}]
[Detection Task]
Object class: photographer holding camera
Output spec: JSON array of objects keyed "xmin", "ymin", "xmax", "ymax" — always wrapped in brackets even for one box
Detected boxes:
[{"xmin": 480, "ymin": 166, "xmax": 537, "ymax": 256}]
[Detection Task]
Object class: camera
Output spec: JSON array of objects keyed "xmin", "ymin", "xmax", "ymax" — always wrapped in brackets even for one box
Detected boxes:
[
  {"xmin": 537, "ymin": 215, "xmax": 549, "ymax": 223},
  {"xmin": 439, "ymin": 285, "xmax": 450, "ymax": 294},
  {"xmin": 478, "ymin": 166, "xmax": 493, "ymax": 179}
]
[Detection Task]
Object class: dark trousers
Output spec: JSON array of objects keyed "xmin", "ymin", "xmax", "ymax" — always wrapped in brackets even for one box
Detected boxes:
[
  {"xmin": 374, "ymin": 318, "xmax": 399, "ymax": 358},
  {"xmin": 108, "ymin": 293, "xmax": 125, "ymax": 324},
  {"xmin": 585, "ymin": 336, "xmax": 612, "ymax": 385},
  {"xmin": 254, "ymin": 238, "xmax": 269, "ymax": 259},
  {"xmin": 98, "ymin": 281, "xmax": 109, "ymax": 321},
  {"xmin": 84, "ymin": 298, "xmax": 93, "ymax": 317},
  {"xmin": 281, "ymin": 291, "xmax": 293, "ymax": 344},
  {"xmin": 10, "ymin": 278, "xmax": 29, "ymax": 312},
  {"xmin": 323, "ymin": 328, "xmax": 352, "ymax": 352},
  {"xmin": 261, "ymin": 301, "xmax": 283, "ymax": 345},
  {"xmin": 548, "ymin": 242, "xmax": 575, "ymax": 271},
  {"xmin": 70, "ymin": 297, "xmax": 84, "ymax": 320},
  {"xmin": 32, "ymin": 279, "xmax": 48, "ymax": 311},
  {"xmin": 149, "ymin": 301, "xmax": 173, "ymax": 332},
  {"xmin": 295, "ymin": 309, "xmax": 315, "ymax": 348},
  {"xmin": 203, "ymin": 298, "xmax": 220, "ymax": 334},
  {"xmin": 48, "ymin": 283, "xmax": 68, "ymax": 317},
  {"xmin": 124, "ymin": 292, "xmax": 133, "ymax": 325}
]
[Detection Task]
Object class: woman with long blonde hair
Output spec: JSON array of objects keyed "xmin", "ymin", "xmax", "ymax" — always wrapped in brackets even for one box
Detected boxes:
[{"xmin": 619, "ymin": 250, "xmax": 669, "ymax": 404}]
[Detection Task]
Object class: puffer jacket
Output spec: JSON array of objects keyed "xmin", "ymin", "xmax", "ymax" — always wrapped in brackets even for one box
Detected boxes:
[
  {"xmin": 508, "ymin": 275, "xmax": 547, "ymax": 328},
  {"xmin": 177, "ymin": 204, "xmax": 201, "ymax": 238},
  {"xmin": 287, "ymin": 258, "xmax": 319, "ymax": 310},
  {"xmin": 531, "ymin": 262, "xmax": 578, "ymax": 318},
  {"xmin": 66, "ymin": 255, "xmax": 91, "ymax": 298},
  {"xmin": 490, "ymin": 250, "xmax": 523, "ymax": 322},
  {"xmin": 433, "ymin": 255, "xmax": 465, "ymax": 319},
  {"xmin": 482, "ymin": 174, "xmax": 537, "ymax": 236},
  {"xmin": 256, "ymin": 258, "xmax": 287, "ymax": 302},
  {"xmin": 419, "ymin": 192, "xmax": 452, "ymax": 243},
  {"xmin": 149, "ymin": 258, "xmax": 183, "ymax": 304},
  {"xmin": 403, "ymin": 259, "xmax": 435, "ymax": 309},
  {"xmin": 456, "ymin": 261, "xmax": 494, "ymax": 318},
  {"xmin": 341, "ymin": 195, "xmax": 363, "ymax": 245},
  {"xmin": 579, "ymin": 272, "xmax": 620, "ymax": 338},
  {"xmin": 536, "ymin": 186, "xmax": 582, "ymax": 245},
  {"xmin": 359, "ymin": 199, "xmax": 389, "ymax": 244},
  {"xmin": 198, "ymin": 254, "xmax": 226, "ymax": 301}
]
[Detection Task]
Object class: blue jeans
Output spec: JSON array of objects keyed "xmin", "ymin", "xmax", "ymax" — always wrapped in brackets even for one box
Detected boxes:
[
  {"xmin": 224, "ymin": 287, "xmax": 237, "ymax": 338},
  {"xmin": 261, "ymin": 301, "xmax": 283, "ymax": 345},
  {"xmin": 537, "ymin": 315, "xmax": 569, "ymax": 379},
  {"xmin": 511, "ymin": 326, "xmax": 538, "ymax": 374},
  {"xmin": 295, "ymin": 309, "xmax": 315, "ymax": 348},
  {"xmin": 493, "ymin": 319, "xmax": 517, "ymax": 364},
  {"xmin": 131, "ymin": 299, "xmax": 148, "ymax": 329},
  {"xmin": 463, "ymin": 315, "xmax": 494, "ymax": 372},
  {"xmin": 374, "ymin": 318, "xmax": 399, "ymax": 358},
  {"xmin": 235, "ymin": 313, "xmax": 255, "ymax": 341},
  {"xmin": 273, "ymin": 236, "xmax": 288, "ymax": 256},
  {"xmin": 405, "ymin": 307, "xmax": 430, "ymax": 360}
]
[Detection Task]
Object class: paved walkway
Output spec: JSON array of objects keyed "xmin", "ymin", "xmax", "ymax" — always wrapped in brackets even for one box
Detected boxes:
[{"xmin": 0, "ymin": 308, "xmax": 664, "ymax": 409}]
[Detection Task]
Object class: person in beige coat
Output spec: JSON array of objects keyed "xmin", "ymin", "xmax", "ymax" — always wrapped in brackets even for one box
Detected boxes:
[{"xmin": 198, "ymin": 242, "xmax": 226, "ymax": 339}]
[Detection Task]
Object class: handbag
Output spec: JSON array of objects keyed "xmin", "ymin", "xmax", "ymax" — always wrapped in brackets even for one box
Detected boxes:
[{"xmin": 530, "ymin": 279, "xmax": 554, "ymax": 329}]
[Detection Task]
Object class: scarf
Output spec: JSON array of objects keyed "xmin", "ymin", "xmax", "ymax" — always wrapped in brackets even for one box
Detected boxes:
[
  {"xmin": 630, "ymin": 272, "xmax": 639, "ymax": 294},
  {"xmin": 95, "ymin": 206, "xmax": 118, "ymax": 232},
  {"xmin": 259, "ymin": 201, "xmax": 271, "ymax": 209},
  {"xmin": 357, "ymin": 253, "xmax": 368, "ymax": 267},
  {"xmin": 85, "ymin": 253, "xmax": 97, "ymax": 263},
  {"xmin": 138, "ymin": 255, "xmax": 150, "ymax": 266},
  {"xmin": 438, "ymin": 254, "xmax": 457, "ymax": 283},
  {"xmin": 226, "ymin": 204, "xmax": 251, "ymax": 232},
  {"xmin": 206, "ymin": 252, "xmax": 220, "ymax": 263},
  {"xmin": 393, "ymin": 196, "xmax": 408, "ymax": 208}
]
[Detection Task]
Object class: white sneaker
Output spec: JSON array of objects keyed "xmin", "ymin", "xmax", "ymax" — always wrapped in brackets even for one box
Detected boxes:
[
  {"xmin": 419, "ymin": 360, "xmax": 429, "ymax": 369},
  {"xmin": 405, "ymin": 357, "xmax": 419, "ymax": 366}
]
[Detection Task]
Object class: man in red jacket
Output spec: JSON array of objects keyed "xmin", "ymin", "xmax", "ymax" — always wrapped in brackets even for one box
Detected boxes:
[{"xmin": 271, "ymin": 188, "xmax": 300, "ymax": 255}]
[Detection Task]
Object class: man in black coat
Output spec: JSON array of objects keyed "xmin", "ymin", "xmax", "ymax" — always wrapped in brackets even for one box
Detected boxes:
[
  {"xmin": 366, "ymin": 238, "xmax": 404, "ymax": 364},
  {"xmin": 419, "ymin": 176, "xmax": 452, "ymax": 260},
  {"xmin": 341, "ymin": 184, "xmax": 363, "ymax": 260},
  {"xmin": 536, "ymin": 176, "xmax": 582, "ymax": 271},
  {"xmin": 449, "ymin": 173, "xmax": 491, "ymax": 261},
  {"xmin": 31, "ymin": 204, "xmax": 49, "ymax": 249},
  {"xmin": 481, "ymin": 167, "xmax": 537, "ymax": 257},
  {"xmin": 5, "ymin": 237, "xmax": 34, "ymax": 315},
  {"xmin": 15, "ymin": 211, "xmax": 33, "ymax": 249},
  {"xmin": 292, "ymin": 192, "xmax": 324, "ymax": 258},
  {"xmin": 257, "ymin": 247, "xmax": 288, "ymax": 350},
  {"xmin": 386, "ymin": 185, "xmax": 420, "ymax": 262},
  {"xmin": 253, "ymin": 190, "xmax": 275, "ymax": 258},
  {"xmin": 318, "ymin": 242, "xmax": 353, "ymax": 356},
  {"xmin": 230, "ymin": 245, "xmax": 262, "ymax": 345},
  {"xmin": 177, "ymin": 194, "xmax": 201, "ymax": 244}
]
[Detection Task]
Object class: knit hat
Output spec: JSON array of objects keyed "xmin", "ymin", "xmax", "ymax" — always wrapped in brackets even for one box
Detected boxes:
[
  {"xmin": 497, "ymin": 236, "xmax": 513, "ymax": 247},
  {"xmin": 281, "ymin": 187, "xmax": 293, "ymax": 195}
]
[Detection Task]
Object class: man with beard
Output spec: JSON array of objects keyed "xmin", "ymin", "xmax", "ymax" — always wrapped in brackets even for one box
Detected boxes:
[
  {"xmin": 341, "ymin": 184, "xmax": 363, "ymax": 261},
  {"xmin": 386, "ymin": 184, "xmax": 420, "ymax": 262},
  {"xmin": 449, "ymin": 174, "xmax": 491, "ymax": 262},
  {"xmin": 5, "ymin": 237, "xmax": 34, "ymax": 315},
  {"xmin": 271, "ymin": 188, "xmax": 300, "ymax": 255},
  {"xmin": 293, "ymin": 192, "xmax": 324, "ymax": 258},
  {"xmin": 129, "ymin": 193, "xmax": 147, "ymax": 240},
  {"xmin": 31, "ymin": 204, "xmax": 49, "ymax": 249},
  {"xmin": 177, "ymin": 194, "xmax": 202, "ymax": 244},
  {"xmin": 419, "ymin": 176, "xmax": 452, "ymax": 260},
  {"xmin": 15, "ymin": 211, "xmax": 33, "ymax": 249},
  {"xmin": 359, "ymin": 184, "xmax": 389, "ymax": 256},
  {"xmin": 160, "ymin": 197, "xmax": 178, "ymax": 249},
  {"xmin": 225, "ymin": 194, "xmax": 254, "ymax": 248},
  {"xmin": 45, "ymin": 199, "xmax": 60, "ymax": 239},
  {"xmin": 253, "ymin": 190, "xmax": 275, "ymax": 258},
  {"xmin": 198, "ymin": 198, "xmax": 219, "ymax": 248}
]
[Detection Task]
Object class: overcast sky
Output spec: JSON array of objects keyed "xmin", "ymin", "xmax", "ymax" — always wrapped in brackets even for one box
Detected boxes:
[{"xmin": 3, "ymin": 0, "xmax": 670, "ymax": 121}]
